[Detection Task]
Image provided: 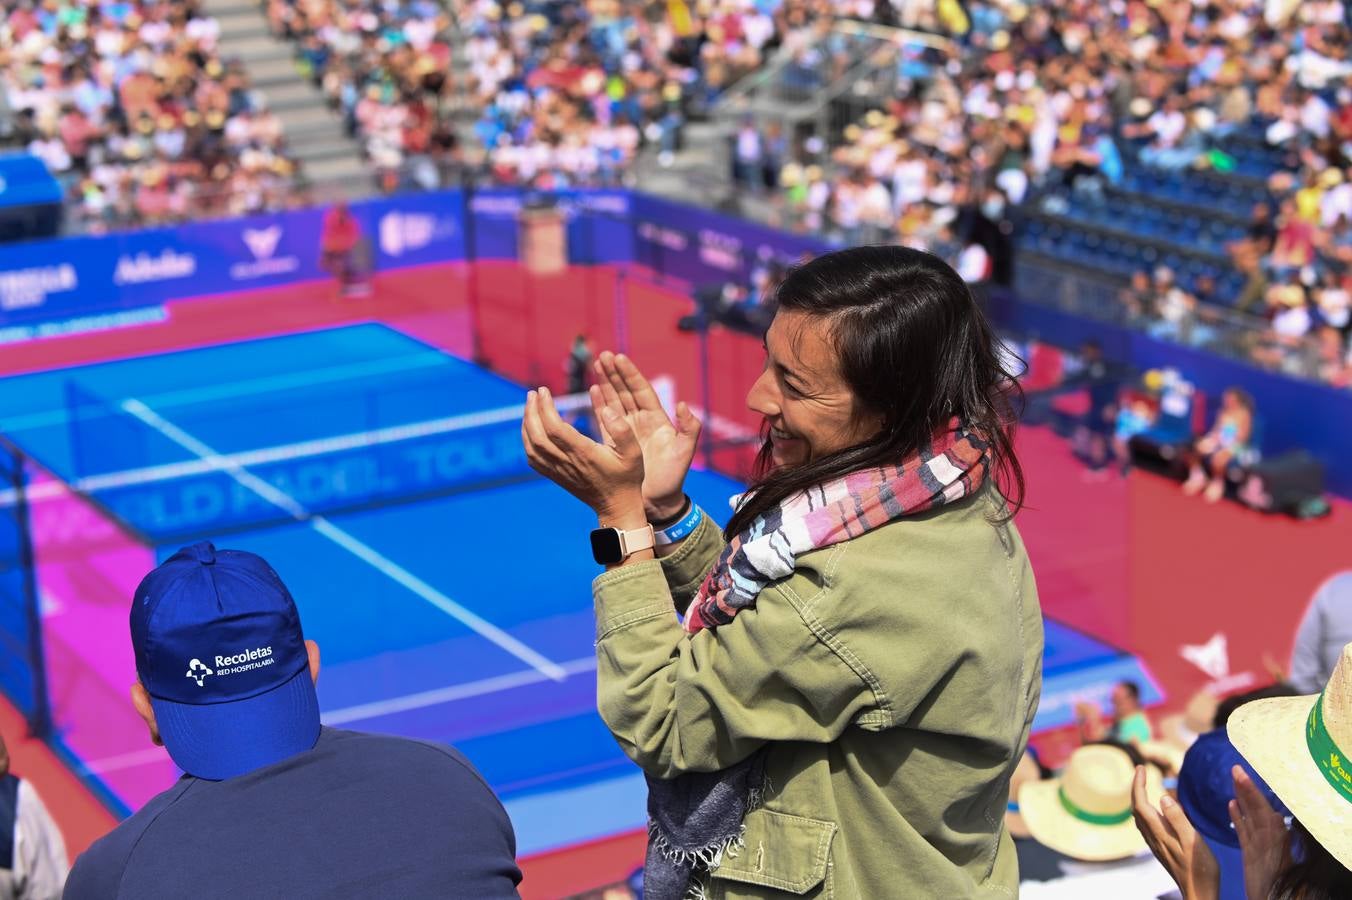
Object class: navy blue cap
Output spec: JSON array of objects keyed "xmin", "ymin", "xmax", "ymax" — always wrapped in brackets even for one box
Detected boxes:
[
  {"xmin": 130, "ymin": 541, "xmax": 319, "ymax": 781},
  {"xmin": 1178, "ymin": 729, "xmax": 1287, "ymax": 848}
]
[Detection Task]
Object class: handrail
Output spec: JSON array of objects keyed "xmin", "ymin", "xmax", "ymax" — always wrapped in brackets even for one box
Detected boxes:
[
  {"xmin": 710, "ymin": 20, "xmax": 957, "ymax": 128},
  {"xmin": 829, "ymin": 17, "xmax": 958, "ymax": 52}
]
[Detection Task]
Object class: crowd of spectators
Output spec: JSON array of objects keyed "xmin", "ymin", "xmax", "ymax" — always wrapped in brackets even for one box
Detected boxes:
[
  {"xmin": 4, "ymin": 0, "xmax": 1351, "ymax": 391},
  {"xmin": 1221, "ymin": 171, "xmax": 1352, "ymax": 384},
  {"xmin": 263, "ymin": 0, "xmax": 463, "ymax": 192},
  {"xmin": 448, "ymin": 0, "xmax": 820, "ymax": 189},
  {"xmin": 0, "ymin": 0, "xmax": 301, "ymax": 231},
  {"xmin": 723, "ymin": 0, "xmax": 1352, "ymax": 384},
  {"xmin": 1115, "ymin": 171, "xmax": 1352, "ymax": 385},
  {"xmin": 999, "ymin": 572, "xmax": 1352, "ymax": 899}
]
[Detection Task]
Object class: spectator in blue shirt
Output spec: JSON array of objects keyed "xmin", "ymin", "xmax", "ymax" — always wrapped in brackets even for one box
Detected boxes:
[{"xmin": 64, "ymin": 542, "xmax": 521, "ymax": 900}]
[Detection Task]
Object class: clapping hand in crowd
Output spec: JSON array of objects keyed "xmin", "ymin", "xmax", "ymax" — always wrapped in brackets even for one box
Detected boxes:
[
  {"xmin": 1132, "ymin": 762, "xmax": 1293, "ymax": 900},
  {"xmin": 1132, "ymin": 765, "xmax": 1220, "ymax": 900}
]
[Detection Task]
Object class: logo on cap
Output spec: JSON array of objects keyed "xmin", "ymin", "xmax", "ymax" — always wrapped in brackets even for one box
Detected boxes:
[{"xmin": 186, "ymin": 658, "xmax": 214, "ymax": 687}]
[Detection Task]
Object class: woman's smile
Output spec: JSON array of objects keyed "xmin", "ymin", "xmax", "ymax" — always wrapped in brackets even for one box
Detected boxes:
[{"xmin": 767, "ymin": 425, "xmax": 805, "ymax": 465}]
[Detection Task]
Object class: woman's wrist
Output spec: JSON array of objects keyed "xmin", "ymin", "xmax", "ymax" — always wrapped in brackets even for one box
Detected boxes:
[
  {"xmin": 645, "ymin": 493, "xmax": 688, "ymax": 523},
  {"xmin": 597, "ymin": 492, "xmax": 648, "ymax": 531},
  {"xmin": 597, "ymin": 494, "xmax": 654, "ymax": 569}
]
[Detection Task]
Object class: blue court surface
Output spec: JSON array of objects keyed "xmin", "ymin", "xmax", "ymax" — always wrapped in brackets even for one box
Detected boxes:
[{"xmin": 0, "ymin": 323, "xmax": 1154, "ymax": 854}]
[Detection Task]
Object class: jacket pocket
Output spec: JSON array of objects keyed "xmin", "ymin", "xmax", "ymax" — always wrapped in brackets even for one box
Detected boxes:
[{"xmin": 709, "ymin": 809, "xmax": 836, "ymax": 895}]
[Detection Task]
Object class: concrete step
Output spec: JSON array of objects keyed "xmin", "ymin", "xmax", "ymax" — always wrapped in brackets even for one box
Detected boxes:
[
  {"xmin": 301, "ymin": 155, "xmax": 371, "ymax": 186},
  {"xmin": 225, "ymin": 33, "xmax": 285, "ymax": 60},
  {"xmin": 235, "ymin": 39, "xmax": 294, "ymax": 61},
  {"xmin": 277, "ymin": 127, "xmax": 346, "ymax": 151},
  {"xmin": 202, "ymin": 0, "xmax": 258, "ymax": 14},
  {"xmin": 257, "ymin": 81, "xmax": 320, "ymax": 112},
  {"xmin": 246, "ymin": 55, "xmax": 302, "ymax": 85},
  {"xmin": 289, "ymin": 140, "xmax": 357, "ymax": 164},
  {"xmin": 216, "ymin": 17, "xmax": 271, "ymax": 41},
  {"xmin": 273, "ymin": 104, "xmax": 342, "ymax": 133},
  {"xmin": 283, "ymin": 123, "xmax": 349, "ymax": 149},
  {"xmin": 211, "ymin": 7, "xmax": 264, "ymax": 28}
]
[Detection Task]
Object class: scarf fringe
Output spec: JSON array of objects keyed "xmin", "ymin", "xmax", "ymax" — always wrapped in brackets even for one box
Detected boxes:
[
  {"xmin": 647, "ymin": 821, "xmax": 746, "ymax": 872},
  {"xmin": 647, "ymin": 782, "xmax": 765, "ymax": 900}
]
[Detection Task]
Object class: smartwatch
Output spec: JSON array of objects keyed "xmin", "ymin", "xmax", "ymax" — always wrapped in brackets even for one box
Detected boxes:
[{"xmin": 590, "ymin": 524, "xmax": 655, "ymax": 565}]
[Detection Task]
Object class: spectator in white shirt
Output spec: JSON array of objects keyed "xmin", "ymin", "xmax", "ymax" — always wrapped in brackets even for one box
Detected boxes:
[{"xmin": 0, "ymin": 733, "xmax": 68, "ymax": 900}]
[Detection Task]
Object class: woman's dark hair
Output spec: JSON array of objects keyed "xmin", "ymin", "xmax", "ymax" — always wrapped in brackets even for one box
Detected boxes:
[
  {"xmin": 1270, "ymin": 819, "xmax": 1352, "ymax": 899},
  {"xmin": 725, "ymin": 245, "xmax": 1024, "ymax": 538},
  {"xmin": 1212, "ymin": 682, "xmax": 1300, "ymax": 730},
  {"xmin": 1090, "ymin": 739, "xmax": 1147, "ymax": 769}
]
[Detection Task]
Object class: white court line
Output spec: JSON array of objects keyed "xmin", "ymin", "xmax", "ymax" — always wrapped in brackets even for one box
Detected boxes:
[
  {"xmin": 0, "ymin": 392, "xmax": 590, "ymax": 508},
  {"xmin": 81, "ymin": 656, "xmax": 599, "ymax": 773},
  {"xmin": 81, "ymin": 746, "xmax": 170, "ymax": 775},
  {"xmin": 119, "ymin": 399, "xmax": 568, "ymax": 683},
  {"xmin": 322, "ymin": 655, "xmax": 596, "ymax": 725},
  {"xmin": 0, "ymin": 352, "xmax": 450, "ymax": 435}
]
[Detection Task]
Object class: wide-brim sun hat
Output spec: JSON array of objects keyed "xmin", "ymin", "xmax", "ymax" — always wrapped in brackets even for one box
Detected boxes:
[
  {"xmin": 1228, "ymin": 642, "xmax": 1352, "ymax": 872},
  {"xmin": 1019, "ymin": 744, "xmax": 1165, "ymax": 862},
  {"xmin": 1006, "ymin": 751, "xmax": 1042, "ymax": 839}
]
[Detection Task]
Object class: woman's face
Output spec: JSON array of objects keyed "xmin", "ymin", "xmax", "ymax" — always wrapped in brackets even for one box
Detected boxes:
[{"xmin": 746, "ymin": 310, "xmax": 882, "ymax": 469}]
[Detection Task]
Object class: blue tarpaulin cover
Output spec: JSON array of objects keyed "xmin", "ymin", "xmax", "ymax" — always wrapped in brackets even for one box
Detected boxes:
[{"xmin": 0, "ymin": 154, "xmax": 63, "ymax": 210}]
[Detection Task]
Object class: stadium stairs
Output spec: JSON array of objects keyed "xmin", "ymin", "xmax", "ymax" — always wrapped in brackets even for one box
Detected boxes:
[{"xmin": 202, "ymin": 0, "xmax": 368, "ymax": 191}]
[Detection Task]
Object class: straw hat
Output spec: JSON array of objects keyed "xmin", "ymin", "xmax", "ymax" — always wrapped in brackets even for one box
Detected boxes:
[
  {"xmin": 1006, "ymin": 751, "xmax": 1043, "ymax": 839},
  {"xmin": 1019, "ymin": 744, "xmax": 1165, "ymax": 861},
  {"xmin": 1228, "ymin": 642, "xmax": 1352, "ymax": 871},
  {"xmin": 1138, "ymin": 740, "xmax": 1186, "ymax": 776}
]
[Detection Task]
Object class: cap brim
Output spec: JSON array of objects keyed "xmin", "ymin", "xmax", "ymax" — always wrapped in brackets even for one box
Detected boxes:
[
  {"xmin": 1018, "ymin": 776, "xmax": 1160, "ymax": 862},
  {"xmin": 1228, "ymin": 694, "xmax": 1352, "ymax": 872},
  {"xmin": 151, "ymin": 665, "xmax": 320, "ymax": 781}
]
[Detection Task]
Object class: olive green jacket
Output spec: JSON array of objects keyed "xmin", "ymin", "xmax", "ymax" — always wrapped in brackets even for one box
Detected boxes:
[{"xmin": 591, "ymin": 485, "xmax": 1043, "ymax": 899}]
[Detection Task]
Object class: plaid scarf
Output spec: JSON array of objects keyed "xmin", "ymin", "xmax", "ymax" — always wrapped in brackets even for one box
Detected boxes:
[{"xmin": 643, "ymin": 421, "xmax": 991, "ymax": 899}]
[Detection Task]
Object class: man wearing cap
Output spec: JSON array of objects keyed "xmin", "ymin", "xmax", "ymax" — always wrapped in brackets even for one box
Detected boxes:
[{"xmin": 64, "ymin": 542, "xmax": 521, "ymax": 899}]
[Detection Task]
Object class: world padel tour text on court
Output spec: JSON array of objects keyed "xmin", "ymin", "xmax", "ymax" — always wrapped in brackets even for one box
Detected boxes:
[{"xmin": 95, "ymin": 428, "xmax": 527, "ymax": 535}]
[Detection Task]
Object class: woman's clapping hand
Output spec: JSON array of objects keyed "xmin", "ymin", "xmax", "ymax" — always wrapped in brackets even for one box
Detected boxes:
[
  {"xmin": 521, "ymin": 387, "xmax": 645, "ymax": 521},
  {"xmin": 592, "ymin": 352, "xmax": 702, "ymax": 522}
]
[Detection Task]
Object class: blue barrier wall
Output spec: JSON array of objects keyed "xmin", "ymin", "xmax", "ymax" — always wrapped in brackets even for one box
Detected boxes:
[
  {"xmin": 990, "ymin": 291, "xmax": 1352, "ymax": 497},
  {"xmin": 629, "ymin": 193, "xmax": 833, "ymax": 286},
  {"xmin": 0, "ymin": 191, "xmax": 467, "ymax": 328},
  {"xmin": 3, "ymin": 191, "xmax": 1348, "ymax": 497},
  {"xmin": 467, "ymin": 189, "xmax": 632, "ymax": 263}
]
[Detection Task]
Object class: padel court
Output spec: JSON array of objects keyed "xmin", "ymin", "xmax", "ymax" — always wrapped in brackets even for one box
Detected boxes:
[{"xmin": 0, "ymin": 321, "xmax": 1154, "ymax": 858}]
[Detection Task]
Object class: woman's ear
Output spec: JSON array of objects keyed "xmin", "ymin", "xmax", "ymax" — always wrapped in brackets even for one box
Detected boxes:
[{"xmin": 306, "ymin": 639, "xmax": 320, "ymax": 685}]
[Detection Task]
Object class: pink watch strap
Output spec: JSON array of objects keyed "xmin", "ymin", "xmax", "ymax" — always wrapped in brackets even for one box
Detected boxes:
[{"xmin": 617, "ymin": 524, "xmax": 656, "ymax": 558}]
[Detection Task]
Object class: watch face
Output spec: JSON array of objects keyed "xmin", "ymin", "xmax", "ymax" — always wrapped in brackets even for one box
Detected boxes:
[{"xmin": 590, "ymin": 528, "xmax": 624, "ymax": 565}]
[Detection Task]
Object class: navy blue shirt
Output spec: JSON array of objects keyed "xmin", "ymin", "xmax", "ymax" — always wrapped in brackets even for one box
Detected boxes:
[{"xmin": 65, "ymin": 728, "xmax": 521, "ymax": 899}]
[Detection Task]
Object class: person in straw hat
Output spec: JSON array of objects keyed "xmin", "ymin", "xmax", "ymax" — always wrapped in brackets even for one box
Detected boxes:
[
  {"xmin": 1132, "ymin": 649, "xmax": 1352, "ymax": 899},
  {"xmin": 1019, "ymin": 743, "xmax": 1179, "ymax": 897},
  {"xmin": 1005, "ymin": 750, "xmax": 1072, "ymax": 884},
  {"xmin": 1226, "ymin": 642, "xmax": 1352, "ymax": 898}
]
